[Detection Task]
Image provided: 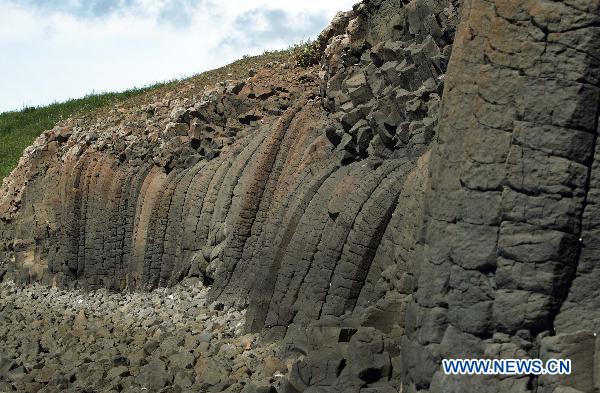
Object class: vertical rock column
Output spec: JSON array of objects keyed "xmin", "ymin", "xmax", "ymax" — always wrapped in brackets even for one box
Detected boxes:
[{"xmin": 402, "ymin": 0, "xmax": 600, "ymax": 392}]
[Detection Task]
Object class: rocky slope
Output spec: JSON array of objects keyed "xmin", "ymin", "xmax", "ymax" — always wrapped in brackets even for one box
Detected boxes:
[{"xmin": 1, "ymin": 0, "xmax": 599, "ymax": 392}]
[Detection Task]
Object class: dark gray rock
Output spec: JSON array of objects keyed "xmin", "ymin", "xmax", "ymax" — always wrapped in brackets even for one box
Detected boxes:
[{"xmin": 135, "ymin": 358, "xmax": 170, "ymax": 389}]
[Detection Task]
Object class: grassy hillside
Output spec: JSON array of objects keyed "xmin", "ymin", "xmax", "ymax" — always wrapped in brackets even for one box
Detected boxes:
[{"xmin": 0, "ymin": 48, "xmax": 300, "ymax": 184}]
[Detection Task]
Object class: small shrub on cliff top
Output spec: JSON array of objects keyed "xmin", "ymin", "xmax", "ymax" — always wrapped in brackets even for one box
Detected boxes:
[{"xmin": 291, "ymin": 40, "xmax": 322, "ymax": 68}]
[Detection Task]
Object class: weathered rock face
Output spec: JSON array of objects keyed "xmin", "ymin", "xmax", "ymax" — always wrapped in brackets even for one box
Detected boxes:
[
  {"xmin": 1, "ymin": 0, "xmax": 599, "ymax": 392},
  {"xmin": 401, "ymin": 0, "xmax": 600, "ymax": 392}
]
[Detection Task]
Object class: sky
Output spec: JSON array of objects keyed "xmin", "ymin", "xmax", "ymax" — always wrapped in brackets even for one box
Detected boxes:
[{"xmin": 0, "ymin": 0, "xmax": 357, "ymax": 113}]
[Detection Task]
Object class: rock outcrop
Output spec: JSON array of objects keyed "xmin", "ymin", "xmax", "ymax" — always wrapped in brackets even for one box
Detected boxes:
[
  {"xmin": 403, "ymin": 1, "xmax": 600, "ymax": 392},
  {"xmin": 1, "ymin": 0, "xmax": 599, "ymax": 392}
]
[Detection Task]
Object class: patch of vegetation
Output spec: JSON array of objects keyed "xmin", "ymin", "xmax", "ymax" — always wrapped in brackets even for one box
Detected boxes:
[
  {"xmin": 0, "ymin": 48, "xmax": 295, "ymax": 184},
  {"xmin": 291, "ymin": 40, "xmax": 322, "ymax": 68}
]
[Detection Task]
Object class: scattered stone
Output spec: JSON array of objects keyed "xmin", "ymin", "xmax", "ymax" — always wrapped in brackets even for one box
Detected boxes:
[
  {"xmin": 136, "ymin": 359, "xmax": 170, "ymax": 389},
  {"xmin": 195, "ymin": 357, "xmax": 226, "ymax": 387},
  {"xmin": 262, "ymin": 356, "xmax": 287, "ymax": 377}
]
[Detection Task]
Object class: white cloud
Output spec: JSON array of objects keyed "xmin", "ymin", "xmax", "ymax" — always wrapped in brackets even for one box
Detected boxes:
[{"xmin": 0, "ymin": 0, "xmax": 356, "ymax": 112}]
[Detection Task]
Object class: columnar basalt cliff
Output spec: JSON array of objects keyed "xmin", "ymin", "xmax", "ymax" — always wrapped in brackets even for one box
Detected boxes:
[
  {"xmin": 1, "ymin": 0, "xmax": 599, "ymax": 392},
  {"xmin": 402, "ymin": 1, "xmax": 600, "ymax": 392}
]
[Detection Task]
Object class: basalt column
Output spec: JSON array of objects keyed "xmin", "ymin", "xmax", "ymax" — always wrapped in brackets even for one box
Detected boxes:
[{"xmin": 402, "ymin": 0, "xmax": 600, "ymax": 392}]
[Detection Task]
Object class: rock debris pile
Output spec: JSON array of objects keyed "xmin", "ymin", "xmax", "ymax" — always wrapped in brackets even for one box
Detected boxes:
[
  {"xmin": 320, "ymin": 0, "xmax": 458, "ymax": 162},
  {"xmin": 0, "ymin": 278, "xmax": 293, "ymax": 393}
]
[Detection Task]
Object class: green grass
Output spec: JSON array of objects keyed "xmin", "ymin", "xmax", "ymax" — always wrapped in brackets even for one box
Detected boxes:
[
  {"xmin": 0, "ymin": 48, "xmax": 297, "ymax": 184},
  {"xmin": 290, "ymin": 40, "xmax": 322, "ymax": 67}
]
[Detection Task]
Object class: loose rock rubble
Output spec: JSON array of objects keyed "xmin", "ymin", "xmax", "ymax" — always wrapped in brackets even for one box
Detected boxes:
[
  {"xmin": 319, "ymin": 0, "xmax": 458, "ymax": 163},
  {"xmin": 0, "ymin": 279, "xmax": 293, "ymax": 392}
]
